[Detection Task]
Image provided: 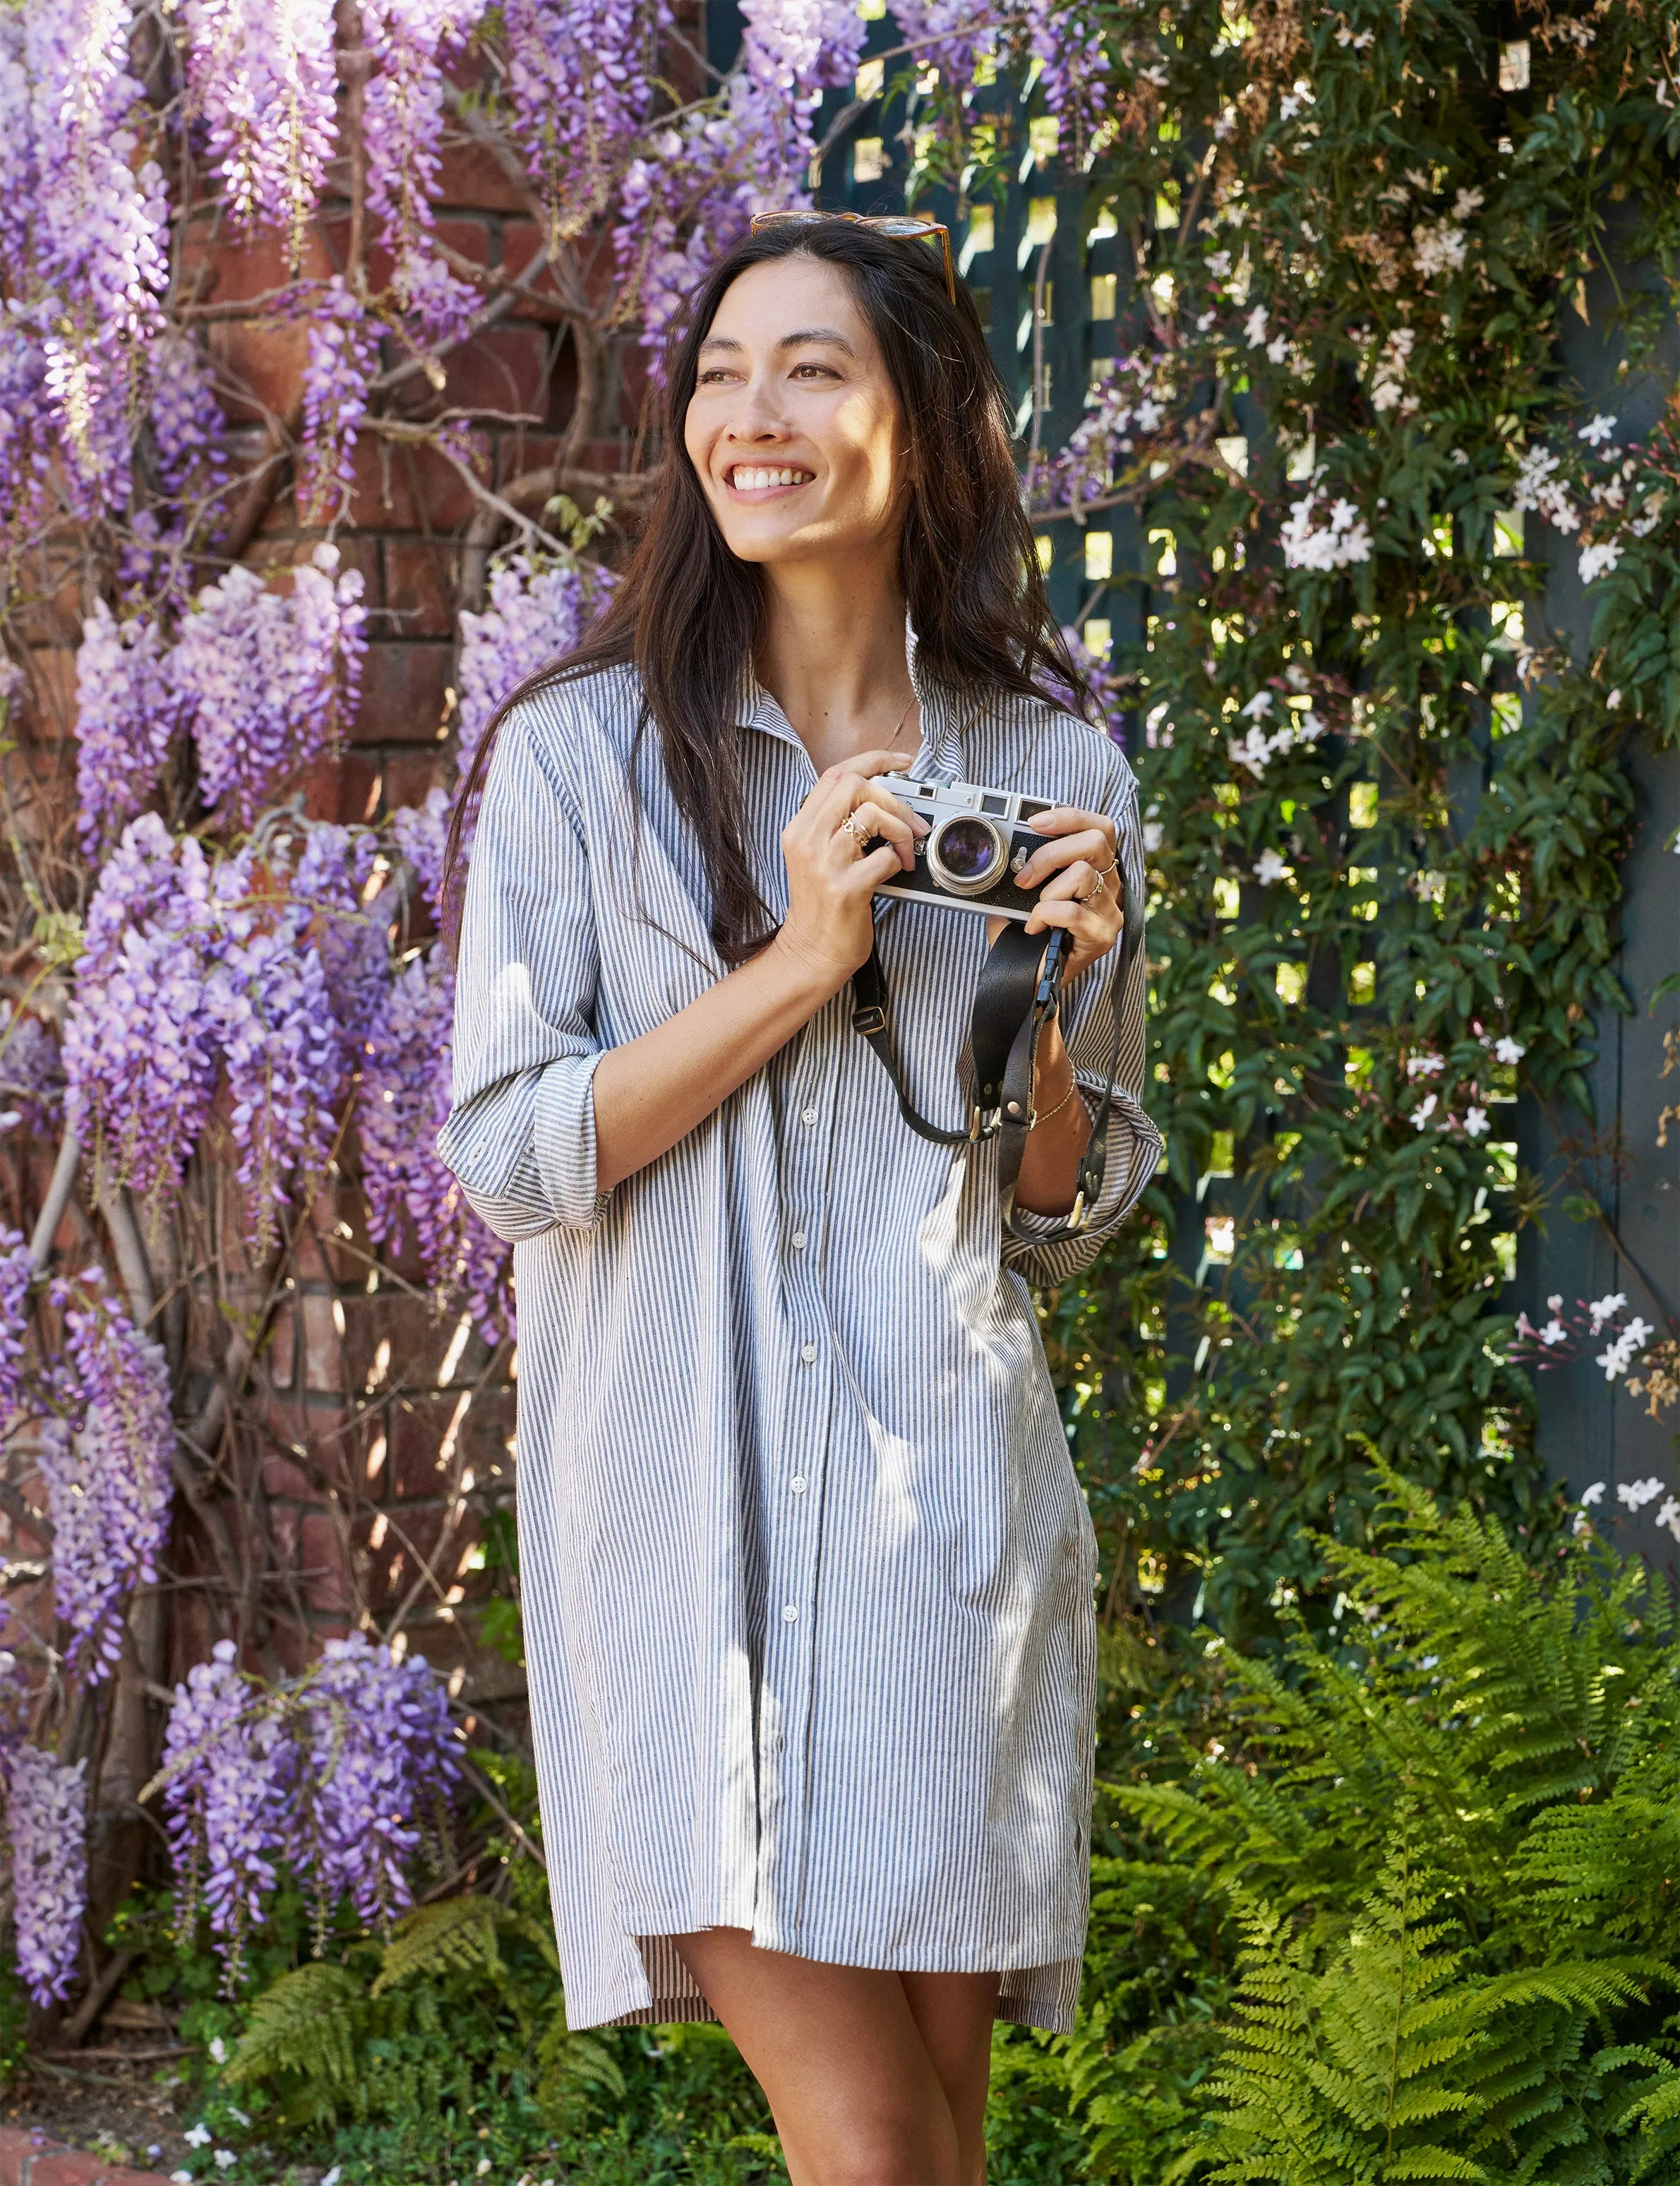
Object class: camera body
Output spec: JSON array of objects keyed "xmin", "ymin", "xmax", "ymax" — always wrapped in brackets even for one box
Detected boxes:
[{"xmin": 868, "ymin": 775, "xmax": 1056, "ymax": 922}]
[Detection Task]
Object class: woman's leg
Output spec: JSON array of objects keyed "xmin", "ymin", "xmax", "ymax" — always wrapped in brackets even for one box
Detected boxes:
[{"xmin": 673, "ymin": 1928, "xmax": 997, "ymax": 2186}]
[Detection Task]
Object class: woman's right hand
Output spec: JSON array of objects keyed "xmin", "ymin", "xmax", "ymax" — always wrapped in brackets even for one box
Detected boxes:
[{"xmin": 772, "ymin": 748, "xmax": 929, "ymax": 994}]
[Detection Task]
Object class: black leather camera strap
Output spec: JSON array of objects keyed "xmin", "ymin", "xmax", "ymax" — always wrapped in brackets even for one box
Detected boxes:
[{"xmin": 849, "ymin": 871, "xmax": 1144, "ymax": 1245}]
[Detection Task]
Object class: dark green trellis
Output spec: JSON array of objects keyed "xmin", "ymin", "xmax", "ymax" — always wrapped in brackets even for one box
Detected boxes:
[{"xmin": 704, "ymin": 4, "xmax": 1679, "ymax": 1554}]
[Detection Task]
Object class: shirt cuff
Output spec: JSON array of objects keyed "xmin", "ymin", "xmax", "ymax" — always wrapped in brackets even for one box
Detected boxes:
[{"xmin": 532, "ymin": 1051, "xmax": 613, "ymax": 1231}]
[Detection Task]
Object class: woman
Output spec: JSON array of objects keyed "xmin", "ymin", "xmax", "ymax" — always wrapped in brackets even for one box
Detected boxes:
[{"xmin": 438, "ymin": 217, "xmax": 1161, "ymax": 2186}]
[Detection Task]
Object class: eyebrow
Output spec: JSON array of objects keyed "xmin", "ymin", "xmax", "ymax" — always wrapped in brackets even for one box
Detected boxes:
[{"xmin": 697, "ymin": 328, "xmax": 857, "ymax": 358}]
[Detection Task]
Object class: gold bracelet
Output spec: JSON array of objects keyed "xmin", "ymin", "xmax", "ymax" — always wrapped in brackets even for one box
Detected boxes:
[{"xmin": 1031, "ymin": 1077, "xmax": 1081, "ymax": 1130}]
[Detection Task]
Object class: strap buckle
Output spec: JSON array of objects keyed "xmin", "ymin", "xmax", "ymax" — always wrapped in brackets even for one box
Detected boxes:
[{"xmin": 851, "ymin": 1004, "xmax": 888, "ymax": 1037}]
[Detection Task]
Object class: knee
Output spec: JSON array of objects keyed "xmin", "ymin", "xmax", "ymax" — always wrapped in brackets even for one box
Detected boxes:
[{"xmin": 811, "ymin": 2118, "xmax": 962, "ymax": 2186}]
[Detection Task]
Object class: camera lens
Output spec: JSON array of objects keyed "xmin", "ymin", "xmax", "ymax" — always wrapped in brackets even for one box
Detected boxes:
[{"xmin": 929, "ymin": 814, "xmax": 1004, "ymax": 895}]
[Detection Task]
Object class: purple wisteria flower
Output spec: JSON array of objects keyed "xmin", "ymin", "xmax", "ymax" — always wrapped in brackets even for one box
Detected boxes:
[
  {"xmin": 300, "ymin": 278, "xmax": 380, "ymax": 522},
  {"xmin": 0, "ymin": 1229, "xmax": 30, "ymax": 1421},
  {"xmin": 361, "ymin": 950, "xmax": 510, "ymax": 1342},
  {"xmin": 17, "ymin": 0, "xmax": 170, "ymax": 513},
  {"xmin": 181, "ymin": 0, "xmax": 339, "ymax": 259},
  {"xmin": 174, "ymin": 544, "xmax": 366, "ymax": 823},
  {"xmin": 456, "ymin": 551, "xmax": 611, "ymax": 775},
  {"xmin": 292, "ymin": 820, "xmax": 388, "ymax": 1056},
  {"xmin": 160, "ymin": 1640, "xmax": 297, "ymax": 1990},
  {"xmin": 364, "ymin": 1, "xmax": 486, "ymax": 343},
  {"xmin": 43, "ymin": 1268, "xmax": 174, "ymax": 1682},
  {"xmin": 148, "ymin": 330, "xmax": 227, "ymax": 506},
  {"xmin": 390, "ymin": 786, "xmax": 449, "ymax": 924},
  {"xmin": 299, "ymin": 1633, "xmax": 460, "ymax": 1932},
  {"xmin": 6, "ymin": 1743, "xmax": 88, "ymax": 2006},
  {"xmin": 505, "ymin": 0, "xmax": 666, "ymax": 240},
  {"xmin": 73, "ymin": 601, "xmax": 179, "ymax": 856},
  {"xmin": 160, "ymin": 1634, "xmax": 459, "ymax": 1983},
  {"xmin": 62, "ymin": 815, "xmax": 220, "ymax": 1199},
  {"xmin": 0, "ymin": 1003, "xmax": 64, "ymax": 1137}
]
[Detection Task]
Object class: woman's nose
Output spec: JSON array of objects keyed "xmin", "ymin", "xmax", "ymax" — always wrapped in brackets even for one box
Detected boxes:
[{"xmin": 726, "ymin": 375, "xmax": 788, "ymax": 443}]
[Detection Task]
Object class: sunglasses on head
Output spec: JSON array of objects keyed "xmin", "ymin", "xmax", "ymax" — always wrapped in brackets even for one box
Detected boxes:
[{"xmin": 748, "ymin": 210, "xmax": 957, "ymax": 305}]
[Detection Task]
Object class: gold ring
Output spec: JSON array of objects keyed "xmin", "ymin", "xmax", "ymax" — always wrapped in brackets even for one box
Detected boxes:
[{"xmin": 840, "ymin": 813, "xmax": 866, "ymax": 846}]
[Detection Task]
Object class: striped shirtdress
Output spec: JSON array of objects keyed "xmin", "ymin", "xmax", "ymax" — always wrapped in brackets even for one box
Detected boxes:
[{"xmin": 436, "ymin": 639, "xmax": 1161, "ymax": 2033}]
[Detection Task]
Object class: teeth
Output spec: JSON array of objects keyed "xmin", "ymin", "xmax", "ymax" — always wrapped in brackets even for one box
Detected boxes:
[{"xmin": 731, "ymin": 466, "xmax": 811, "ymax": 491}]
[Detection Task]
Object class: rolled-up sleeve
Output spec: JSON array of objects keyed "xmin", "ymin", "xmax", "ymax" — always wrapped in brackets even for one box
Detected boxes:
[
  {"xmin": 436, "ymin": 699, "xmax": 610, "ymax": 1242},
  {"xmin": 1002, "ymin": 745, "xmax": 1163, "ymax": 1288}
]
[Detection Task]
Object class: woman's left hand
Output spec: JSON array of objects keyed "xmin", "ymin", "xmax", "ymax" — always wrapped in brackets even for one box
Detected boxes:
[{"xmin": 987, "ymin": 806, "xmax": 1123, "ymax": 981}]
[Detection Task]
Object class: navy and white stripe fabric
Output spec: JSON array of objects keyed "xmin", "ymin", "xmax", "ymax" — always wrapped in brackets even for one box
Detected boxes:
[{"xmin": 437, "ymin": 634, "xmax": 1162, "ymax": 2033}]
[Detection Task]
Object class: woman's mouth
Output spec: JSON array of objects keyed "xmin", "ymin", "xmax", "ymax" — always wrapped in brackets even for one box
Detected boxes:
[{"xmin": 725, "ymin": 465, "xmax": 815, "ymax": 499}]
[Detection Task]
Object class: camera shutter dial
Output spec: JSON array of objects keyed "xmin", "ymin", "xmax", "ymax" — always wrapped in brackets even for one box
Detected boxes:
[{"xmin": 928, "ymin": 813, "xmax": 1007, "ymax": 896}]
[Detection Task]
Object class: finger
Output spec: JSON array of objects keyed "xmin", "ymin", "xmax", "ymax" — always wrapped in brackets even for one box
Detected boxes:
[
  {"xmin": 1016, "ymin": 829, "xmax": 1110, "ymax": 891},
  {"xmin": 817, "ymin": 748, "xmax": 917, "ymax": 787},
  {"xmin": 845, "ymin": 841, "xmax": 906, "ymax": 890},
  {"xmin": 1027, "ymin": 807, "xmax": 1120, "ymax": 870},
  {"xmin": 846, "ymin": 801, "xmax": 918, "ymax": 870}
]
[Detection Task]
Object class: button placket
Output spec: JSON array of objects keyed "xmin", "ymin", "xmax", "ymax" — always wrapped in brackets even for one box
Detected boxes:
[{"xmin": 760, "ymin": 999, "xmax": 847, "ymax": 1940}]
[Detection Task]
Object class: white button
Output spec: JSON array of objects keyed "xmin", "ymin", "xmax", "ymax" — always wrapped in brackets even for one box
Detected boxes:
[
  {"xmin": 790, "ymin": 1475, "xmax": 808, "ymax": 1494},
  {"xmin": 800, "ymin": 1342, "xmax": 819, "ymax": 1364},
  {"xmin": 801, "ymin": 1106, "xmax": 819, "ymax": 1126},
  {"xmin": 791, "ymin": 1230, "xmax": 808, "ymax": 1250},
  {"xmin": 782, "ymin": 1603, "xmax": 799, "ymax": 1623}
]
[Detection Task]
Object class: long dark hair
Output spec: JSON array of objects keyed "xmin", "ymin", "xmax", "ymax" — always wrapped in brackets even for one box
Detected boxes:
[{"xmin": 442, "ymin": 216, "xmax": 1091, "ymax": 962}]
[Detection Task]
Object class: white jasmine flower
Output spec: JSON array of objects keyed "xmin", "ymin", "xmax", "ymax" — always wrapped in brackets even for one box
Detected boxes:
[
  {"xmin": 1579, "ymin": 1481, "xmax": 1606, "ymax": 1506},
  {"xmin": 1578, "ymin": 412, "xmax": 1617, "ymax": 446},
  {"xmin": 1617, "ymin": 1476, "xmax": 1664, "ymax": 1512},
  {"xmin": 171, "ymin": 2175, "xmax": 194, "ymax": 2185},
  {"xmin": 322, "ymin": 2173, "xmax": 342, "ymax": 2186},
  {"xmin": 1240, "ymin": 690, "xmax": 1275, "ymax": 717},
  {"xmin": 208, "ymin": 2036, "xmax": 227, "ymax": 2065},
  {"xmin": 186, "ymin": 2125, "xmax": 212, "ymax": 2149},
  {"xmin": 1405, "ymin": 1053, "xmax": 1444, "ymax": 1080},
  {"xmin": 1254, "ymin": 849, "xmax": 1290, "ymax": 885},
  {"xmin": 1410, "ymin": 1094, "xmax": 1438, "ymax": 1130},
  {"xmin": 1493, "ymin": 1036, "xmax": 1525, "ymax": 1064},
  {"xmin": 1657, "ymin": 1498, "xmax": 1680, "ymax": 1541},
  {"xmin": 1228, "ymin": 727, "xmax": 1275, "ymax": 780},
  {"xmin": 1244, "ymin": 304, "xmax": 1270, "ymax": 347},
  {"xmin": 1463, "ymin": 1106, "xmax": 1489, "ymax": 1137},
  {"xmin": 1512, "ymin": 444, "xmax": 1580, "ymax": 533},
  {"xmin": 1412, "ymin": 219, "xmax": 1467, "ymax": 278},
  {"xmin": 1579, "ymin": 539, "xmax": 1622, "ymax": 583},
  {"xmin": 1368, "ymin": 325, "xmax": 1415, "ymax": 413},
  {"xmin": 1540, "ymin": 1319, "xmax": 1567, "ymax": 1347},
  {"xmin": 214, "ymin": 2156, "xmax": 237, "ymax": 2174},
  {"xmin": 1266, "ymin": 333, "xmax": 1290, "ymax": 363},
  {"xmin": 1450, "ymin": 446, "xmax": 1469, "ymax": 465},
  {"xmin": 1588, "ymin": 1291, "xmax": 1628, "ymax": 1332},
  {"xmin": 1452, "ymin": 186, "xmax": 1484, "ymax": 218}
]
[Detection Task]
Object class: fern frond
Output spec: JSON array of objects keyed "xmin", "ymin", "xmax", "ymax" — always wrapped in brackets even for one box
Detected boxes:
[
  {"xmin": 370, "ymin": 1892, "xmax": 504, "ymax": 1997},
  {"xmin": 226, "ymin": 1960, "xmax": 367, "ymax": 2091}
]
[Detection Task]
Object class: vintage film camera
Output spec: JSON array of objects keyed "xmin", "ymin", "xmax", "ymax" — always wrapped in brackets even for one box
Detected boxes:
[{"xmin": 867, "ymin": 775, "xmax": 1057, "ymax": 922}]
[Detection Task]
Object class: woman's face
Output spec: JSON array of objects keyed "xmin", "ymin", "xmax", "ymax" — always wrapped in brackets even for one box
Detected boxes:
[{"xmin": 683, "ymin": 254, "xmax": 911, "ymax": 573}]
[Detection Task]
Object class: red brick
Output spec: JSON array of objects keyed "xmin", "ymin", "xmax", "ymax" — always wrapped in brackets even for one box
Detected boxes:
[
  {"xmin": 346, "ymin": 434, "xmax": 480, "ymax": 530},
  {"xmin": 207, "ymin": 318, "xmax": 308, "ymax": 423},
  {"xmin": 179, "ymin": 220, "xmax": 336, "ymax": 303},
  {"xmin": 352, "ymin": 641, "xmax": 454, "ymax": 746},
  {"xmin": 433, "ymin": 323, "xmax": 551, "ymax": 419},
  {"xmin": 382, "ymin": 749, "xmax": 453, "ymax": 813},
  {"xmin": 301, "ymin": 748, "xmax": 385, "ymax": 823},
  {"xmin": 384, "ymin": 537, "xmax": 460, "ymax": 637},
  {"xmin": 298, "ymin": 1510, "xmax": 353, "ymax": 1605},
  {"xmin": 436, "ymin": 136, "xmax": 535, "ymax": 215}
]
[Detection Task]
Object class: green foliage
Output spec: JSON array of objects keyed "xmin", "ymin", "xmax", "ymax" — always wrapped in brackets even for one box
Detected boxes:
[
  {"xmin": 1035, "ymin": 0, "xmax": 1679, "ymax": 1644},
  {"xmin": 1094, "ymin": 1478, "xmax": 1680, "ymax": 2181}
]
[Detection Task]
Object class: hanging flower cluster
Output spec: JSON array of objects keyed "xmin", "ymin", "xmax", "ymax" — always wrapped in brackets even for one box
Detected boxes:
[
  {"xmin": 1, "ymin": 0, "xmax": 169, "ymax": 518},
  {"xmin": 0, "ymin": 1229, "xmax": 30, "ymax": 1420},
  {"xmin": 63, "ymin": 814, "xmax": 352, "ymax": 1235},
  {"xmin": 158, "ymin": 1634, "xmax": 460, "ymax": 1986},
  {"xmin": 455, "ymin": 549, "xmax": 612, "ymax": 773},
  {"xmin": 300, "ymin": 281, "xmax": 382, "ymax": 524},
  {"xmin": 71, "ymin": 603, "xmax": 179, "ymax": 856},
  {"xmin": 181, "ymin": 0, "xmax": 339, "ymax": 262},
  {"xmin": 173, "ymin": 544, "xmax": 367, "ymax": 825},
  {"xmin": 3, "ymin": 1739, "xmax": 89, "ymax": 2006},
  {"xmin": 503, "ymin": 0, "xmax": 666, "ymax": 244},
  {"xmin": 361, "ymin": 951, "xmax": 511, "ymax": 1342},
  {"xmin": 41, "ymin": 1267, "xmax": 175, "ymax": 1683}
]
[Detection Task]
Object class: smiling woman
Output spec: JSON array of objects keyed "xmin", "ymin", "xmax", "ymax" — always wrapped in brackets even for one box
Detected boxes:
[{"xmin": 436, "ymin": 218, "xmax": 1159, "ymax": 2186}]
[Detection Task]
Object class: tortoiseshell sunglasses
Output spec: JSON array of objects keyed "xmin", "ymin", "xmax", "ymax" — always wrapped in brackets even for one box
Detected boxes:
[{"xmin": 748, "ymin": 210, "xmax": 956, "ymax": 304}]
